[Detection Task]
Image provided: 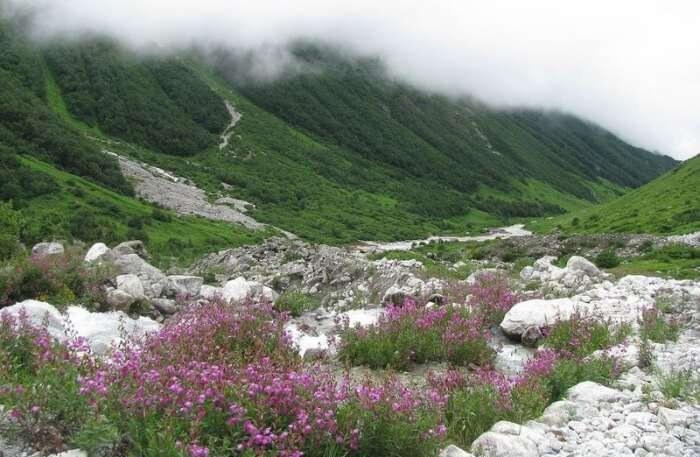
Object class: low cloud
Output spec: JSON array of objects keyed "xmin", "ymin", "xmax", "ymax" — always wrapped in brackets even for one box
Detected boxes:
[{"xmin": 8, "ymin": 0, "xmax": 700, "ymax": 159}]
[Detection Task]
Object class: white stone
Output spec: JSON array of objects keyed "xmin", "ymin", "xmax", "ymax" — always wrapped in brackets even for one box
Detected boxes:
[
  {"xmin": 471, "ymin": 431, "xmax": 539, "ymax": 457},
  {"xmin": 106, "ymin": 289, "xmax": 136, "ymax": 311},
  {"xmin": 439, "ymin": 445, "xmax": 474, "ymax": 457},
  {"xmin": 31, "ymin": 241, "xmax": 64, "ymax": 257},
  {"xmin": 116, "ymin": 274, "xmax": 146, "ymax": 300},
  {"xmin": 538, "ymin": 400, "xmax": 579, "ymax": 427},
  {"xmin": 1, "ymin": 300, "xmax": 64, "ymax": 337},
  {"xmin": 566, "ymin": 381, "xmax": 625, "ymax": 403},
  {"xmin": 500, "ymin": 297, "xmax": 575, "ymax": 338},
  {"xmin": 50, "ymin": 450, "xmax": 88, "ymax": 457},
  {"xmin": 84, "ymin": 242, "xmax": 109, "ymax": 262},
  {"xmin": 166, "ymin": 275, "xmax": 203, "ymax": 297},
  {"xmin": 566, "ymin": 256, "xmax": 600, "ymax": 276},
  {"xmin": 657, "ymin": 407, "xmax": 690, "ymax": 430},
  {"xmin": 200, "ymin": 285, "xmax": 224, "ymax": 300},
  {"xmin": 222, "ymin": 277, "xmax": 253, "ymax": 303}
]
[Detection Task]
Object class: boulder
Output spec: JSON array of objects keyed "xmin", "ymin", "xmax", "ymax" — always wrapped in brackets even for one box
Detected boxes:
[
  {"xmin": 566, "ymin": 381, "xmax": 625, "ymax": 403},
  {"xmin": 382, "ymin": 285, "xmax": 410, "ymax": 306},
  {"xmin": 519, "ymin": 266, "xmax": 535, "ymax": 281},
  {"xmin": 113, "ymin": 254, "xmax": 167, "ymax": 298},
  {"xmin": 50, "ymin": 450, "xmax": 88, "ymax": 457},
  {"xmin": 112, "ymin": 240, "xmax": 149, "ymax": 259},
  {"xmin": 470, "ymin": 431, "xmax": 538, "ymax": 457},
  {"xmin": 521, "ymin": 325, "xmax": 542, "ymax": 347},
  {"xmin": 31, "ymin": 241, "xmax": 64, "ymax": 257},
  {"xmin": 151, "ymin": 298, "xmax": 179, "ymax": 316},
  {"xmin": 200, "ymin": 285, "xmax": 224, "ymax": 300},
  {"xmin": 222, "ymin": 277, "xmax": 253, "ymax": 303},
  {"xmin": 657, "ymin": 407, "xmax": 690, "ymax": 430},
  {"xmin": 538, "ymin": 400, "xmax": 578, "ymax": 427},
  {"xmin": 428, "ymin": 293, "xmax": 447, "ymax": 306},
  {"xmin": 116, "ymin": 274, "xmax": 146, "ymax": 301},
  {"xmin": 566, "ymin": 256, "xmax": 600, "ymax": 276},
  {"xmin": 106, "ymin": 289, "xmax": 137, "ymax": 311},
  {"xmin": 84, "ymin": 242, "xmax": 110, "ymax": 263},
  {"xmin": 439, "ymin": 445, "xmax": 474, "ymax": 457},
  {"xmin": 165, "ymin": 275, "xmax": 203, "ymax": 298},
  {"xmin": 1, "ymin": 300, "xmax": 64, "ymax": 337},
  {"xmin": 500, "ymin": 297, "xmax": 575, "ymax": 338}
]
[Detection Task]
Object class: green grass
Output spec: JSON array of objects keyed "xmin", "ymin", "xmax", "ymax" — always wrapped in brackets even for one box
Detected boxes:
[
  {"xmin": 530, "ymin": 155, "xmax": 700, "ymax": 235},
  {"xmin": 18, "ymin": 156, "xmax": 271, "ymax": 266},
  {"xmin": 608, "ymin": 244, "xmax": 700, "ymax": 280}
]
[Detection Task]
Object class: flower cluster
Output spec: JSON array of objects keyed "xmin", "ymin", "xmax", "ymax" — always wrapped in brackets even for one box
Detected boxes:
[{"xmin": 467, "ymin": 273, "xmax": 518, "ymax": 325}]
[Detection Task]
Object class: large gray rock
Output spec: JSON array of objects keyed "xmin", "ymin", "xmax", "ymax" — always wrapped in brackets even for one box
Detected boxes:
[
  {"xmin": 165, "ymin": 275, "xmax": 203, "ymax": 298},
  {"xmin": 151, "ymin": 298, "xmax": 179, "ymax": 316},
  {"xmin": 566, "ymin": 255, "xmax": 600, "ymax": 276},
  {"xmin": 538, "ymin": 400, "xmax": 579, "ymax": 427},
  {"xmin": 382, "ymin": 285, "xmax": 410, "ymax": 306},
  {"xmin": 106, "ymin": 289, "xmax": 137, "ymax": 311},
  {"xmin": 31, "ymin": 241, "xmax": 64, "ymax": 257},
  {"xmin": 113, "ymin": 254, "xmax": 166, "ymax": 298},
  {"xmin": 116, "ymin": 274, "xmax": 146, "ymax": 301},
  {"xmin": 84, "ymin": 242, "xmax": 110, "ymax": 263},
  {"xmin": 112, "ymin": 240, "xmax": 149, "ymax": 259},
  {"xmin": 500, "ymin": 297, "xmax": 575, "ymax": 338},
  {"xmin": 471, "ymin": 431, "xmax": 538, "ymax": 457}
]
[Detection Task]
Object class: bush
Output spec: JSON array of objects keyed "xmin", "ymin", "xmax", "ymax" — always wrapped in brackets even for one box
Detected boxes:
[
  {"xmin": 0, "ymin": 247, "xmax": 113, "ymax": 308},
  {"xmin": 639, "ymin": 307, "xmax": 681, "ymax": 343},
  {"xmin": 0, "ymin": 202, "xmax": 23, "ymax": 261},
  {"xmin": 595, "ymin": 249, "xmax": 620, "ymax": 268},
  {"xmin": 274, "ymin": 289, "xmax": 316, "ymax": 317},
  {"xmin": 542, "ymin": 312, "xmax": 630, "ymax": 358}
]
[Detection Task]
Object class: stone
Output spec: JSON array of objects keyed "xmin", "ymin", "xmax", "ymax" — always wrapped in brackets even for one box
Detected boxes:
[
  {"xmin": 471, "ymin": 431, "xmax": 538, "ymax": 457},
  {"xmin": 200, "ymin": 285, "xmax": 224, "ymax": 300},
  {"xmin": 113, "ymin": 254, "xmax": 167, "ymax": 298},
  {"xmin": 31, "ymin": 241, "xmax": 64, "ymax": 257},
  {"xmin": 500, "ymin": 297, "xmax": 575, "ymax": 338},
  {"xmin": 521, "ymin": 325, "xmax": 542, "ymax": 347},
  {"xmin": 112, "ymin": 240, "xmax": 149, "ymax": 259},
  {"xmin": 165, "ymin": 275, "xmax": 203, "ymax": 298},
  {"xmin": 84, "ymin": 242, "xmax": 110, "ymax": 263},
  {"xmin": 566, "ymin": 381, "xmax": 624, "ymax": 403},
  {"xmin": 657, "ymin": 407, "xmax": 690, "ymax": 430},
  {"xmin": 428, "ymin": 293, "xmax": 447, "ymax": 306},
  {"xmin": 1, "ymin": 300, "xmax": 64, "ymax": 337},
  {"xmin": 151, "ymin": 298, "xmax": 179, "ymax": 316},
  {"xmin": 50, "ymin": 450, "xmax": 88, "ymax": 457},
  {"xmin": 626, "ymin": 412, "xmax": 660, "ymax": 432},
  {"xmin": 566, "ymin": 256, "xmax": 600, "ymax": 276},
  {"xmin": 106, "ymin": 289, "xmax": 136, "ymax": 311},
  {"xmin": 520, "ymin": 266, "xmax": 534, "ymax": 281},
  {"xmin": 439, "ymin": 445, "xmax": 474, "ymax": 457},
  {"xmin": 539, "ymin": 400, "xmax": 578, "ymax": 427},
  {"xmin": 382, "ymin": 285, "xmax": 409, "ymax": 306},
  {"xmin": 116, "ymin": 274, "xmax": 146, "ymax": 301},
  {"xmin": 222, "ymin": 277, "xmax": 253, "ymax": 303}
]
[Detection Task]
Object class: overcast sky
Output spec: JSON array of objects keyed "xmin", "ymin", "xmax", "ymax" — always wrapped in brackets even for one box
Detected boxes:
[{"xmin": 9, "ymin": 0, "xmax": 700, "ymax": 159}]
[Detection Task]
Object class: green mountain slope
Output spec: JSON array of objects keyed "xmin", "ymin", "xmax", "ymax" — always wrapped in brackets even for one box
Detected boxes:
[
  {"xmin": 0, "ymin": 18, "xmax": 680, "ymax": 246},
  {"xmin": 532, "ymin": 154, "xmax": 700, "ymax": 235}
]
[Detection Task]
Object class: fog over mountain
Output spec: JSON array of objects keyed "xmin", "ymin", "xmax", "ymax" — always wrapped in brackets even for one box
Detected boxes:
[{"xmin": 8, "ymin": 0, "xmax": 699, "ymax": 159}]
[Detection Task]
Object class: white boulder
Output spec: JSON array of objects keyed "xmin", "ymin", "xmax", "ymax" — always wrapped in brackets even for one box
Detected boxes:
[
  {"xmin": 222, "ymin": 277, "xmax": 253, "ymax": 303},
  {"xmin": 440, "ymin": 445, "xmax": 474, "ymax": 457},
  {"xmin": 1, "ymin": 300, "xmax": 64, "ymax": 337},
  {"xmin": 31, "ymin": 241, "xmax": 64, "ymax": 257},
  {"xmin": 165, "ymin": 275, "xmax": 203, "ymax": 297},
  {"xmin": 116, "ymin": 274, "xmax": 146, "ymax": 301},
  {"xmin": 200, "ymin": 285, "xmax": 224, "ymax": 300},
  {"xmin": 566, "ymin": 381, "xmax": 625, "ymax": 403},
  {"xmin": 500, "ymin": 297, "xmax": 575, "ymax": 338},
  {"xmin": 84, "ymin": 242, "xmax": 110, "ymax": 263},
  {"xmin": 471, "ymin": 431, "xmax": 538, "ymax": 457},
  {"xmin": 566, "ymin": 256, "xmax": 600, "ymax": 276}
]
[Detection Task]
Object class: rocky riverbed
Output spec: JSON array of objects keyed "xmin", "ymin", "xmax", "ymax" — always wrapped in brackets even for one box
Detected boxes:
[{"xmin": 1, "ymin": 231, "xmax": 699, "ymax": 457}]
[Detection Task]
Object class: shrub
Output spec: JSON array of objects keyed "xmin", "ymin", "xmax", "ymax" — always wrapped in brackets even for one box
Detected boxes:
[
  {"xmin": 467, "ymin": 273, "xmax": 518, "ymax": 326},
  {"xmin": 542, "ymin": 312, "xmax": 630, "ymax": 358},
  {"xmin": 338, "ymin": 300, "xmax": 493, "ymax": 370},
  {"xmin": 274, "ymin": 289, "xmax": 316, "ymax": 317},
  {"xmin": 0, "ymin": 247, "xmax": 113, "ymax": 308},
  {"xmin": 595, "ymin": 249, "xmax": 620, "ymax": 268},
  {"xmin": 0, "ymin": 202, "xmax": 23, "ymax": 261},
  {"xmin": 639, "ymin": 307, "xmax": 681, "ymax": 343},
  {"xmin": 656, "ymin": 368, "xmax": 700, "ymax": 402}
]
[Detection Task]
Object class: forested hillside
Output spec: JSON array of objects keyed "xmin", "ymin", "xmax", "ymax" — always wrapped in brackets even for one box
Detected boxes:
[
  {"xmin": 0, "ymin": 17, "xmax": 680, "ymax": 245},
  {"xmin": 541, "ymin": 154, "xmax": 700, "ymax": 235}
]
